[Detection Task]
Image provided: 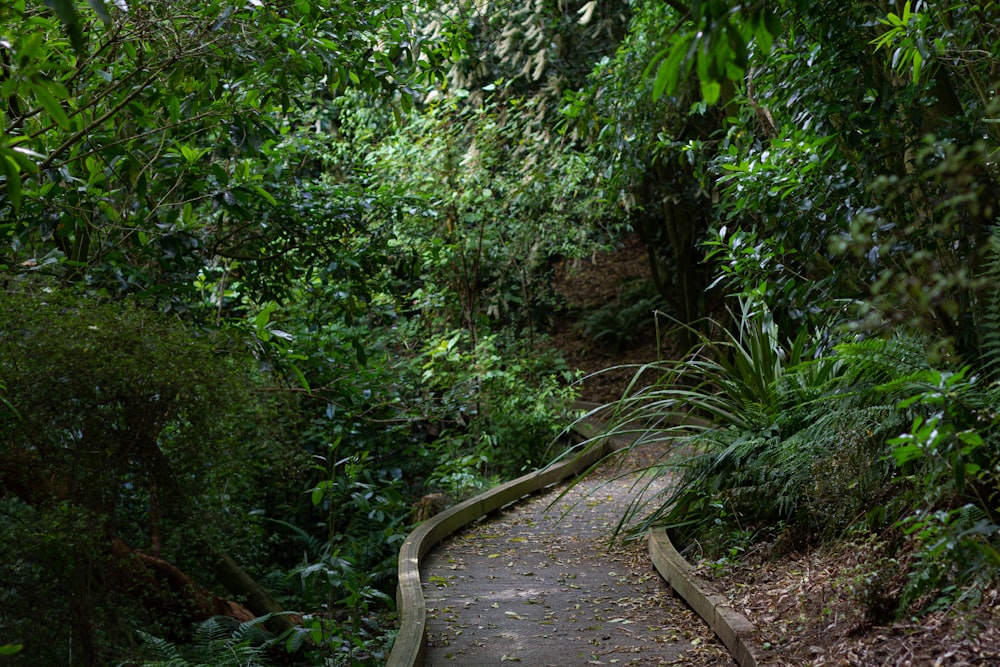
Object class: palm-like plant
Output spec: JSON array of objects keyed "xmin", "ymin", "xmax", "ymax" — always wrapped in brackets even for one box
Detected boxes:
[
  {"xmin": 570, "ymin": 293, "xmax": 1000, "ymax": 613},
  {"xmin": 572, "ymin": 299, "xmax": 907, "ymax": 545}
]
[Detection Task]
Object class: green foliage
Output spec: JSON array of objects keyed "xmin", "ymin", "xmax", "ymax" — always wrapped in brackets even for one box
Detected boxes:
[
  {"xmin": 0, "ymin": 286, "xmax": 259, "ymax": 512},
  {"xmin": 12, "ymin": 0, "xmax": 1000, "ymax": 654},
  {"xmin": 305, "ymin": 445, "xmax": 409, "ymax": 603},
  {"xmin": 138, "ymin": 615, "xmax": 277, "ymax": 667},
  {"xmin": 2, "ymin": 1, "xmax": 608, "ymax": 664},
  {"xmin": 882, "ymin": 363, "xmax": 1000, "ymax": 613},
  {"xmin": 709, "ymin": 128, "xmax": 857, "ymax": 324},
  {"xmin": 646, "ymin": 1, "xmax": 780, "ymax": 104},
  {"xmin": 419, "ymin": 329, "xmax": 579, "ymax": 480},
  {"xmin": 576, "ymin": 280, "xmax": 665, "ymax": 352},
  {"xmin": 364, "ymin": 88, "xmax": 609, "ymax": 342},
  {"xmin": 561, "ymin": 0, "xmax": 733, "ymax": 341},
  {"xmin": 588, "ymin": 303, "xmax": 913, "ymax": 547},
  {"xmin": 592, "ymin": 300, "xmax": 1000, "ymax": 616},
  {"xmin": 423, "ymin": 0, "xmax": 630, "ymax": 107},
  {"xmin": 0, "ymin": 287, "xmax": 273, "ymax": 664},
  {"xmin": 870, "ymin": 0, "xmax": 932, "ymax": 84},
  {"xmin": 241, "ymin": 263, "xmax": 579, "ymax": 662},
  {"xmin": 0, "ymin": 0, "xmax": 448, "ymax": 306},
  {"xmin": 898, "ymin": 504, "xmax": 1000, "ymax": 614},
  {"xmin": 584, "ymin": 0, "xmax": 1000, "ymax": 353}
]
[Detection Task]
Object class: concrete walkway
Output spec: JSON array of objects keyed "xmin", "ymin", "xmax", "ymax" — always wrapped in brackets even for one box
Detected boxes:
[{"xmin": 420, "ymin": 465, "xmax": 732, "ymax": 666}]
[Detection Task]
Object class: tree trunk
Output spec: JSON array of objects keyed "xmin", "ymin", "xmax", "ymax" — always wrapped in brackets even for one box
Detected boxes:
[
  {"xmin": 210, "ymin": 552, "xmax": 302, "ymax": 636},
  {"xmin": 109, "ymin": 538, "xmax": 256, "ymax": 626}
]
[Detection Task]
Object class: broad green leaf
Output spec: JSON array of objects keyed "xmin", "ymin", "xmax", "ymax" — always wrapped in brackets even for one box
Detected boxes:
[
  {"xmin": 255, "ymin": 302, "xmax": 277, "ymax": 332},
  {"xmin": 32, "ymin": 82, "xmax": 72, "ymax": 130},
  {"xmin": 652, "ymin": 56, "xmax": 672, "ymax": 101},
  {"xmin": 912, "ymin": 51, "xmax": 923, "ymax": 83},
  {"xmin": 652, "ymin": 35, "xmax": 691, "ymax": 101},
  {"xmin": 700, "ymin": 78, "xmax": 721, "ymax": 105},
  {"xmin": 86, "ymin": 0, "xmax": 111, "ymax": 24},
  {"xmin": 0, "ymin": 152, "xmax": 23, "ymax": 212},
  {"xmin": 956, "ymin": 430, "xmax": 983, "ymax": 447},
  {"xmin": 290, "ymin": 363, "xmax": 311, "ymax": 392},
  {"xmin": 891, "ymin": 443, "xmax": 924, "ymax": 466},
  {"xmin": 251, "ymin": 184, "xmax": 277, "ymax": 206},
  {"xmin": 43, "ymin": 0, "xmax": 85, "ymax": 53},
  {"xmin": 754, "ymin": 20, "xmax": 773, "ymax": 55},
  {"xmin": 167, "ymin": 95, "xmax": 180, "ymax": 122}
]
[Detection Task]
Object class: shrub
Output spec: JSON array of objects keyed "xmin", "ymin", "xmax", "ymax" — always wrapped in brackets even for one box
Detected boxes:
[{"xmin": 0, "ymin": 287, "xmax": 269, "ymax": 665}]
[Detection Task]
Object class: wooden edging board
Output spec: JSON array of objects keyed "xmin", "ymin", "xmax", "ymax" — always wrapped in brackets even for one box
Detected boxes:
[
  {"xmin": 648, "ymin": 528, "xmax": 765, "ymax": 667},
  {"xmin": 384, "ymin": 434, "xmax": 612, "ymax": 667},
  {"xmin": 385, "ymin": 401, "xmax": 726, "ymax": 667}
]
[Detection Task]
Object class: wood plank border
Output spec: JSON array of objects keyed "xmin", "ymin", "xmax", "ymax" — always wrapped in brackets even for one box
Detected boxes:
[
  {"xmin": 384, "ymin": 432, "xmax": 612, "ymax": 667},
  {"xmin": 648, "ymin": 528, "xmax": 764, "ymax": 667},
  {"xmin": 385, "ymin": 400, "xmax": 718, "ymax": 667}
]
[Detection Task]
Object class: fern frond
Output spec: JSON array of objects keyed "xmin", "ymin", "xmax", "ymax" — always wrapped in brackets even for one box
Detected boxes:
[
  {"xmin": 974, "ymin": 228, "xmax": 1000, "ymax": 380},
  {"xmin": 138, "ymin": 616, "xmax": 275, "ymax": 667},
  {"xmin": 834, "ymin": 333, "xmax": 930, "ymax": 389},
  {"xmin": 135, "ymin": 630, "xmax": 184, "ymax": 664}
]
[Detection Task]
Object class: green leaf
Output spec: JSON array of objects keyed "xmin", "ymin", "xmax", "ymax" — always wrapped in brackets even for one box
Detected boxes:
[
  {"xmin": 700, "ymin": 78, "xmax": 721, "ymax": 105},
  {"xmin": 652, "ymin": 57, "xmax": 673, "ymax": 101},
  {"xmin": 956, "ymin": 430, "xmax": 983, "ymax": 447},
  {"xmin": 290, "ymin": 363, "xmax": 311, "ymax": 393},
  {"xmin": 652, "ymin": 35, "xmax": 691, "ymax": 101},
  {"xmin": 166, "ymin": 95, "xmax": 180, "ymax": 122},
  {"xmin": 764, "ymin": 9, "xmax": 781, "ymax": 39},
  {"xmin": 87, "ymin": 0, "xmax": 111, "ymax": 24},
  {"xmin": 251, "ymin": 184, "xmax": 277, "ymax": 206},
  {"xmin": 754, "ymin": 20, "xmax": 773, "ymax": 55},
  {"xmin": 43, "ymin": 0, "xmax": 85, "ymax": 53},
  {"xmin": 31, "ymin": 82, "xmax": 72, "ymax": 130},
  {"xmin": 911, "ymin": 51, "xmax": 923, "ymax": 83},
  {"xmin": 892, "ymin": 443, "xmax": 924, "ymax": 466},
  {"xmin": 0, "ymin": 152, "xmax": 23, "ymax": 212},
  {"xmin": 0, "ymin": 644, "xmax": 24, "ymax": 656},
  {"xmin": 254, "ymin": 302, "xmax": 277, "ymax": 334}
]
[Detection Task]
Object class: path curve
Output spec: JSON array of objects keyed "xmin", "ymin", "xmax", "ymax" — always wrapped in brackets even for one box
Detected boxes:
[
  {"xmin": 420, "ymin": 467, "xmax": 728, "ymax": 665},
  {"xmin": 386, "ymin": 403, "xmax": 760, "ymax": 666},
  {"xmin": 386, "ymin": 431, "xmax": 613, "ymax": 667}
]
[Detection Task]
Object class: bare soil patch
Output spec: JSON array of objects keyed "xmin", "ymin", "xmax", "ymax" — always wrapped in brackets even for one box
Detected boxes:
[
  {"xmin": 704, "ymin": 537, "xmax": 1000, "ymax": 666},
  {"xmin": 548, "ymin": 234, "xmax": 673, "ymax": 404}
]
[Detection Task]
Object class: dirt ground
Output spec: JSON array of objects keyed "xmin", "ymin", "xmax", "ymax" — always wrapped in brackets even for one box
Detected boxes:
[
  {"xmin": 548, "ymin": 233, "xmax": 673, "ymax": 405},
  {"xmin": 544, "ymin": 237, "xmax": 1000, "ymax": 666}
]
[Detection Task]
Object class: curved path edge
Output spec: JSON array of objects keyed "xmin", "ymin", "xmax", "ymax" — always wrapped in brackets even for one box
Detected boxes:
[
  {"xmin": 648, "ymin": 528, "xmax": 765, "ymax": 667},
  {"xmin": 386, "ymin": 400, "xmax": 758, "ymax": 667},
  {"xmin": 385, "ymin": 435, "xmax": 613, "ymax": 667}
]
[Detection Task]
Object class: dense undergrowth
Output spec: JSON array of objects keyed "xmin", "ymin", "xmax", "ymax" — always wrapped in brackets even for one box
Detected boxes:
[
  {"xmin": 589, "ymin": 295, "xmax": 1000, "ymax": 621},
  {"xmin": 0, "ymin": 284, "xmax": 581, "ymax": 666}
]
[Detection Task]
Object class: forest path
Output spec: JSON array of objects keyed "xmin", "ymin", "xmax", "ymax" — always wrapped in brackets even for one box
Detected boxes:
[{"xmin": 420, "ymin": 450, "xmax": 733, "ymax": 666}]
